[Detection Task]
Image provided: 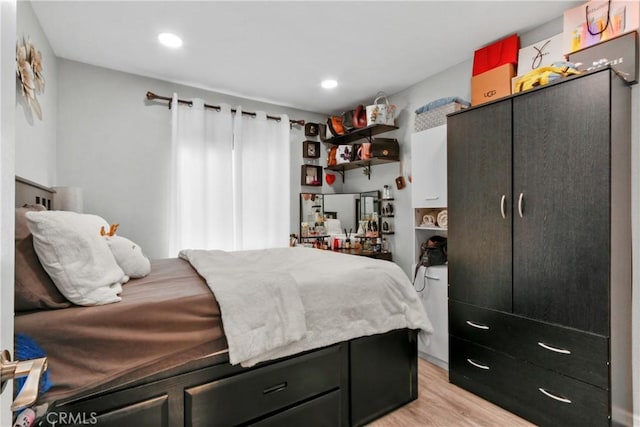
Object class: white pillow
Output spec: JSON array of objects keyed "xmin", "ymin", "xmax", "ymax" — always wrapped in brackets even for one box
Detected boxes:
[
  {"xmin": 25, "ymin": 211, "xmax": 126, "ymax": 306},
  {"xmin": 105, "ymin": 235, "xmax": 151, "ymax": 279}
]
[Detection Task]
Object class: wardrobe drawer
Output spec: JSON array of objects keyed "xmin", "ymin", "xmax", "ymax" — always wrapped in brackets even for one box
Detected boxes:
[
  {"xmin": 449, "ymin": 300, "xmax": 609, "ymax": 388},
  {"xmin": 449, "ymin": 300, "xmax": 510, "ymax": 349},
  {"xmin": 185, "ymin": 345, "xmax": 343, "ymax": 427},
  {"xmin": 450, "ymin": 337, "xmax": 609, "ymax": 426}
]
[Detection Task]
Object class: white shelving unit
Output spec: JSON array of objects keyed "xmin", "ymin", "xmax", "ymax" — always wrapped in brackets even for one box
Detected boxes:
[{"xmin": 411, "ymin": 124, "xmax": 449, "ymax": 369}]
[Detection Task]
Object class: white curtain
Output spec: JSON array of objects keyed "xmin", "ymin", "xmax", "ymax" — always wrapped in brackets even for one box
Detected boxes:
[
  {"xmin": 169, "ymin": 96, "xmax": 234, "ymax": 255},
  {"xmin": 169, "ymin": 95, "xmax": 290, "ymax": 255},
  {"xmin": 233, "ymin": 107, "xmax": 290, "ymax": 250}
]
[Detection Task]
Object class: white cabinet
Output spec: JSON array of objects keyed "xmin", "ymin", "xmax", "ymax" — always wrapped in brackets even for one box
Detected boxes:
[
  {"xmin": 411, "ymin": 124, "xmax": 448, "ymax": 369},
  {"xmin": 411, "ymin": 126, "xmax": 447, "ymax": 208},
  {"xmin": 416, "ymin": 265, "xmax": 448, "ymax": 369}
]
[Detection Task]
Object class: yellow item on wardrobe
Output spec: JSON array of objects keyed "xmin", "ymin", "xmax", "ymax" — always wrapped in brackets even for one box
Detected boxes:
[{"xmin": 513, "ymin": 64, "xmax": 582, "ymax": 94}]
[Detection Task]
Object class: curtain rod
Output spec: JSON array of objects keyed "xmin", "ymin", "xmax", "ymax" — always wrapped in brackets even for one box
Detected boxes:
[{"xmin": 145, "ymin": 91, "xmax": 305, "ymax": 127}]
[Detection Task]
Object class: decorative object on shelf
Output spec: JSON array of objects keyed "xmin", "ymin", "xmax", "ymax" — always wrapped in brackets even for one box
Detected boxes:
[
  {"xmin": 304, "ymin": 122, "xmax": 319, "ymax": 137},
  {"xmin": 421, "ymin": 214, "xmax": 436, "ymax": 227},
  {"xmin": 366, "ymin": 92, "xmax": 397, "ymax": 126},
  {"xmin": 303, "ymin": 140, "xmax": 320, "ymax": 159},
  {"xmin": 382, "ymin": 185, "xmax": 392, "ymax": 200},
  {"xmin": 301, "ymin": 165, "xmax": 322, "ymax": 186},
  {"xmin": 382, "ymin": 202, "xmax": 394, "ymax": 216},
  {"xmin": 336, "ymin": 145, "xmax": 352, "ymax": 164},
  {"xmin": 325, "ymin": 173, "xmax": 336, "ymax": 185},
  {"xmin": 436, "ymin": 209, "xmax": 448, "ymax": 228},
  {"xmin": 16, "ymin": 36, "xmax": 45, "ymax": 120},
  {"xmin": 382, "ymin": 220, "xmax": 392, "ymax": 233},
  {"xmin": 395, "ymin": 175, "xmax": 406, "ymax": 189}
]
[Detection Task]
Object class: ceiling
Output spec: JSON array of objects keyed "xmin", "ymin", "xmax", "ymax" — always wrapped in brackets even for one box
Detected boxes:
[{"xmin": 31, "ymin": 1, "xmax": 580, "ymax": 114}]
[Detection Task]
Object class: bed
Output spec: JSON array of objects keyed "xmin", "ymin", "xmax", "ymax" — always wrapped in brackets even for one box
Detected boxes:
[{"xmin": 14, "ymin": 176, "xmax": 430, "ymax": 427}]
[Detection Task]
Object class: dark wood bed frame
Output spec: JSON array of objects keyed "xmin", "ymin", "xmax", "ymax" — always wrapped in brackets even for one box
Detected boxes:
[{"xmin": 15, "ymin": 176, "xmax": 419, "ymax": 427}]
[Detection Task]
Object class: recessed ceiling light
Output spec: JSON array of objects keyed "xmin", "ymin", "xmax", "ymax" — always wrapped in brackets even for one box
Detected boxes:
[
  {"xmin": 321, "ymin": 79, "xmax": 338, "ymax": 89},
  {"xmin": 158, "ymin": 32, "xmax": 183, "ymax": 48}
]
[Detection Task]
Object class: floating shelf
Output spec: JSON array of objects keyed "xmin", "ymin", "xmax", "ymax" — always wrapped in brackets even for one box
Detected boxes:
[
  {"xmin": 325, "ymin": 157, "xmax": 399, "ymax": 181},
  {"xmin": 322, "ymin": 124, "xmax": 398, "ymax": 145},
  {"xmin": 415, "ymin": 226, "xmax": 448, "ymax": 231}
]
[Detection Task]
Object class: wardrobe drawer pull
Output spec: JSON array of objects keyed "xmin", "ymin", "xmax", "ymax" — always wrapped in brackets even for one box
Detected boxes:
[
  {"xmin": 538, "ymin": 387, "xmax": 572, "ymax": 404},
  {"xmin": 465, "ymin": 321, "xmax": 489, "ymax": 330},
  {"xmin": 423, "ymin": 195, "xmax": 440, "ymax": 200},
  {"xmin": 263, "ymin": 382, "xmax": 288, "ymax": 395},
  {"xmin": 425, "ymin": 275, "xmax": 440, "ymax": 281},
  {"xmin": 538, "ymin": 342, "xmax": 571, "ymax": 355},
  {"xmin": 466, "ymin": 359, "xmax": 490, "ymax": 370}
]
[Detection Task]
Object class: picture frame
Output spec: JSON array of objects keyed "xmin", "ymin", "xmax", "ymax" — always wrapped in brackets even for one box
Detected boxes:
[
  {"xmin": 303, "ymin": 140, "xmax": 321, "ymax": 159},
  {"xmin": 301, "ymin": 165, "xmax": 322, "ymax": 186}
]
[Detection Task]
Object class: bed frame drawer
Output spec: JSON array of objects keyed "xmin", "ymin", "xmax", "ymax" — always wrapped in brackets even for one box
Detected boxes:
[
  {"xmin": 450, "ymin": 337, "xmax": 609, "ymax": 426},
  {"xmin": 251, "ymin": 390, "xmax": 342, "ymax": 426},
  {"xmin": 185, "ymin": 344, "xmax": 343, "ymax": 427},
  {"xmin": 449, "ymin": 300, "xmax": 608, "ymax": 388},
  {"xmin": 92, "ymin": 394, "xmax": 169, "ymax": 427}
]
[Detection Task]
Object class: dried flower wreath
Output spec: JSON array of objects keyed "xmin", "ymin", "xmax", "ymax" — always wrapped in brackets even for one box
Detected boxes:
[{"xmin": 16, "ymin": 37, "xmax": 45, "ymax": 120}]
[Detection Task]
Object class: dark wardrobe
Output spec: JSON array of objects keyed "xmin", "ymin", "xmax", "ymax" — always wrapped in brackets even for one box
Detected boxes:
[{"xmin": 447, "ymin": 68, "xmax": 632, "ymax": 426}]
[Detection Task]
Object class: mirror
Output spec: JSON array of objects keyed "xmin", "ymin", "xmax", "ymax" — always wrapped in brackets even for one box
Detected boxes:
[{"xmin": 299, "ymin": 191, "xmax": 380, "ymax": 238}]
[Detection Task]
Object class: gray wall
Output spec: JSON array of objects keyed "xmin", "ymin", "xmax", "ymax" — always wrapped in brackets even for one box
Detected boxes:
[
  {"xmin": 343, "ymin": 17, "xmax": 566, "ymax": 278},
  {"xmin": 15, "ymin": 0, "xmax": 57, "ymax": 186},
  {"xmin": 56, "ymin": 59, "xmax": 326, "ymax": 259}
]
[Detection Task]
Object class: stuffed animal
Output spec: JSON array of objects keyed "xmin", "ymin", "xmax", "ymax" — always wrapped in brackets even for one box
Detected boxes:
[{"xmin": 101, "ymin": 226, "xmax": 151, "ymax": 279}]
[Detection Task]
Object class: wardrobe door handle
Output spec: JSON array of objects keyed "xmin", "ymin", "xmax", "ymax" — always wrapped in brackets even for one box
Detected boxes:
[
  {"xmin": 538, "ymin": 342, "xmax": 571, "ymax": 355},
  {"xmin": 500, "ymin": 195, "xmax": 506, "ymax": 219},
  {"xmin": 517, "ymin": 193, "xmax": 524, "ymax": 218},
  {"xmin": 466, "ymin": 359, "xmax": 490, "ymax": 370},
  {"xmin": 538, "ymin": 387, "xmax": 572, "ymax": 404},
  {"xmin": 465, "ymin": 321, "xmax": 489, "ymax": 330}
]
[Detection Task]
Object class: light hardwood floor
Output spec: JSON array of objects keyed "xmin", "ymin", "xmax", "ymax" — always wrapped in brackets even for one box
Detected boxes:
[{"xmin": 369, "ymin": 358, "xmax": 535, "ymax": 426}]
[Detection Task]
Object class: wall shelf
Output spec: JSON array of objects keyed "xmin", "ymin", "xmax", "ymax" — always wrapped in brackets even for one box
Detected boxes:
[
  {"xmin": 325, "ymin": 157, "xmax": 399, "ymax": 181},
  {"xmin": 322, "ymin": 124, "xmax": 398, "ymax": 145}
]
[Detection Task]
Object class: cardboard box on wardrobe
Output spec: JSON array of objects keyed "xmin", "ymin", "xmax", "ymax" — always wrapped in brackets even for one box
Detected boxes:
[{"xmin": 471, "ymin": 63, "xmax": 516, "ymax": 106}]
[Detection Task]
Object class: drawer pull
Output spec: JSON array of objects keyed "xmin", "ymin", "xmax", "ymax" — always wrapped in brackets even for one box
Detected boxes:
[
  {"xmin": 538, "ymin": 342, "xmax": 571, "ymax": 355},
  {"xmin": 425, "ymin": 275, "xmax": 440, "ymax": 281},
  {"xmin": 466, "ymin": 359, "xmax": 490, "ymax": 370},
  {"xmin": 538, "ymin": 387, "xmax": 572, "ymax": 404},
  {"xmin": 263, "ymin": 382, "xmax": 288, "ymax": 395},
  {"xmin": 465, "ymin": 321, "xmax": 489, "ymax": 330}
]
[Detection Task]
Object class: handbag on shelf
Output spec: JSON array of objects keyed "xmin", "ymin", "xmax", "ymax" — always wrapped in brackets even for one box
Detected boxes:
[
  {"xmin": 413, "ymin": 236, "xmax": 447, "ymax": 281},
  {"xmin": 327, "ymin": 116, "xmax": 345, "ymax": 136},
  {"xmin": 366, "ymin": 92, "xmax": 397, "ymax": 126}
]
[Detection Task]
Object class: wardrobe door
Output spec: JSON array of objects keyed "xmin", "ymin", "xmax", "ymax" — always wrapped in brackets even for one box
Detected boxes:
[
  {"xmin": 512, "ymin": 72, "xmax": 610, "ymax": 335},
  {"xmin": 447, "ymin": 101, "xmax": 512, "ymax": 311}
]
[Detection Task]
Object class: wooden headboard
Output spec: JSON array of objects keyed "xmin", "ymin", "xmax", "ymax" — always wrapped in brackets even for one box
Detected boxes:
[{"xmin": 15, "ymin": 175, "xmax": 55, "ymax": 209}]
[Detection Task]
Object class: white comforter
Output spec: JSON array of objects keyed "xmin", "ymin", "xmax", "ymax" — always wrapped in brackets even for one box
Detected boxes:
[{"xmin": 180, "ymin": 247, "xmax": 433, "ymax": 367}]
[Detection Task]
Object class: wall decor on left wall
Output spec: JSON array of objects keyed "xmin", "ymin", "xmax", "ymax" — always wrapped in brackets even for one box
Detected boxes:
[{"xmin": 16, "ymin": 36, "xmax": 44, "ymax": 120}]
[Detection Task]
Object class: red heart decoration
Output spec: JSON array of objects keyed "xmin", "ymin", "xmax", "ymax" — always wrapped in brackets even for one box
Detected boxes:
[{"xmin": 325, "ymin": 173, "xmax": 336, "ymax": 185}]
